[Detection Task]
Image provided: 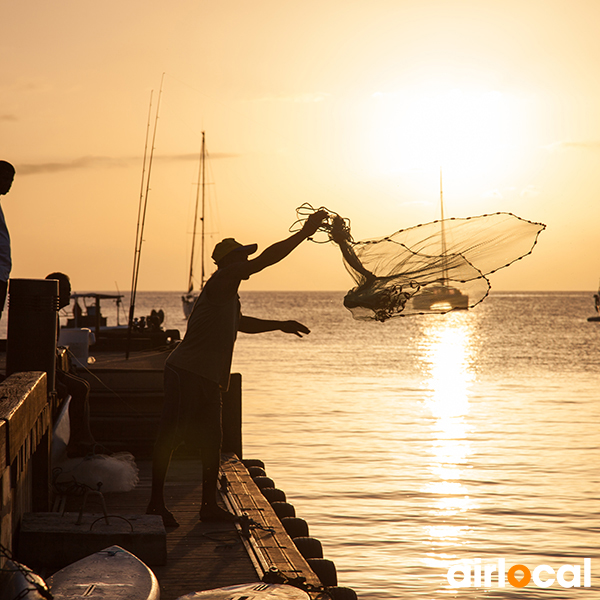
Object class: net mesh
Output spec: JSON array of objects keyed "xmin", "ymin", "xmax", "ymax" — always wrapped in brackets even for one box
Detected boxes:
[{"xmin": 291, "ymin": 203, "xmax": 546, "ymax": 321}]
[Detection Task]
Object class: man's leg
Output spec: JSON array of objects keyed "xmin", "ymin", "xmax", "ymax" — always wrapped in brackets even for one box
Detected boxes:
[
  {"xmin": 197, "ymin": 377, "xmax": 237, "ymax": 522},
  {"xmin": 147, "ymin": 433, "xmax": 179, "ymax": 527},
  {"xmin": 146, "ymin": 365, "xmax": 181, "ymax": 527}
]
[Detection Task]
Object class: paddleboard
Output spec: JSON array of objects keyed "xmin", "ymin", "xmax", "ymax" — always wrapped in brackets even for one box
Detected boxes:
[
  {"xmin": 48, "ymin": 545, "xmax": 159, "ymax": 600},
  {"xmin": 177, "ymin": 583, "xmax": 310, "ymax": 600},
  {"xmin": 0, "ymin": 559, "xmax": 49, "ymax": 600}
]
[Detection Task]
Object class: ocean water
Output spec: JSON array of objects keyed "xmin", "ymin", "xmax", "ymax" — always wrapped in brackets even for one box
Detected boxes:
[
  {"xmin": 56, "ymin": 290, "xmax": 600, "ymax": 597},
  {"xmin": 232, "ymin": 291, "xmax": 600, "ymax": 599}
]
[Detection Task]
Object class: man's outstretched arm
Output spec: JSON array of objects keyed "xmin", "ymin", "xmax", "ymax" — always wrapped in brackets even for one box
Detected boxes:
[
  {"xmin": 244, "ymin": 210, "xmax": 328, "ymax": 276},
  {"xmin": 211, "ymin": 209, "xmax": 328, "ymax": 296},
  {"xmin": 238, "ymin": 315, "xmax": 310, "ymax": 337}
]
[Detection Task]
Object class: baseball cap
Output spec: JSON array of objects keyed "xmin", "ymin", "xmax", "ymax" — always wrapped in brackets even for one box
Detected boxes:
[{"xmin": 212, "ymin": 238, "xmax": 258, "ymax": 265}]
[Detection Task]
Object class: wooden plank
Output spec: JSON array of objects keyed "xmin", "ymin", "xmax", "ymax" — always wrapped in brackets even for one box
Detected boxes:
[
  {"xmin": 0, "ymin": 372, "xmax": 47, "ymax": 463},
  {"xmin": 20, "ymin": 512, "xmax": 166, "ymax": 569},
  {"xmin": 220, "ymin": 455, "xmax": 324, "ymax": 592},
  {"xmin": 82, "ymin": 369, "xmax": 164, "ymax": 393},
  {"xmin": 76, "ymin": 348, "xmax": 168, "ymax": 393},
  {"xmin": 222, "ymin": 374, "xmax": 242, "ymax": 459}
]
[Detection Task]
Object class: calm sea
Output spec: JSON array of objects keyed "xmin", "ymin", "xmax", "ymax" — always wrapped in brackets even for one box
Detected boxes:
[{"xmin": 51, "ymin": 290, "xmax": 600, "ymax": 598}]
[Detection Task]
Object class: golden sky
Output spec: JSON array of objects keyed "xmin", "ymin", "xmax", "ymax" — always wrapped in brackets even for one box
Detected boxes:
[{"xmin": 2, "ymin": 0, "xmax": 599, "ymax": 291}]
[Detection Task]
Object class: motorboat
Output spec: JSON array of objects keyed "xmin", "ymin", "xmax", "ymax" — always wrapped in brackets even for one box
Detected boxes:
[{"xmin": 63, "ymin": 292, "xmax": 179, "ymax": 351}]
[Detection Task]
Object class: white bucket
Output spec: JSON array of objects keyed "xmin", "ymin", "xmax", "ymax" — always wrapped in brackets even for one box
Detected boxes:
[{"xmin": 58, "ymin": 327, "xmax": 94, "ymax": 366}]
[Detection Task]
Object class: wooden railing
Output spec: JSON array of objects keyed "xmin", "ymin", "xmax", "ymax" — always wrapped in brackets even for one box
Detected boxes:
[{"xmin": 0, "ymin": 371, "xmax": 50, "ymax": 562}]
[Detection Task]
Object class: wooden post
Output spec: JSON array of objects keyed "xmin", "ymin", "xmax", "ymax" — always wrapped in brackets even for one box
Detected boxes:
[
  {"xmin": 95, "ymin": 295, "xmax": 101, "ymax": 339},
  {"xmin": 6, "ymin": 278, "xmax": 58, "ymax": 392},
  {"xmin": 222, "ymin": 372, "xmax": 242, "ymax": 459}
]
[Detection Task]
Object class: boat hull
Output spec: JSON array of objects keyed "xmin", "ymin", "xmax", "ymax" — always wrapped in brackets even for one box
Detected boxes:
[
  {"xmin": 177, "ymin": 582, "xmax": 310, "ymax": 600},
  {"xmin": 411, "ymin": 285, "xmax": 469, "ymax": 311},
  {"xmin": 48, "ymin": 545, "xmax": 160, "ymax": 600},
  {"xmin": 182, "ymin": 293, "xmax": 197, "ymax": 319}
]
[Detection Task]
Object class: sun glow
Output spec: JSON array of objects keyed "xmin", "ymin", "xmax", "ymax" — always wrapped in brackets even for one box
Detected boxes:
[{"xmin": 367, "ymin": 87, "xmax": 523, "ymax": 180}]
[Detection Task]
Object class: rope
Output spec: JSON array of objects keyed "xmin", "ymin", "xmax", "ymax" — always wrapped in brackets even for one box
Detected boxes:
[{"xmin": 289, "ymin": 203, "xmax": 353, "ymax": 244}]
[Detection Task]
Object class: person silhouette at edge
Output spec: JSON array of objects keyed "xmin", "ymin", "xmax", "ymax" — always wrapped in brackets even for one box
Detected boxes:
[
  {"xmin": 47, "ymin": 272, "xmax": 108, "ymax": 457},
  {"xmin": 0, "ymin": 161, "xmax": 15, "ymax": 318},
  {"xmin": 146, "ymin": 210, "xmax": 328, "ymax": 527}
]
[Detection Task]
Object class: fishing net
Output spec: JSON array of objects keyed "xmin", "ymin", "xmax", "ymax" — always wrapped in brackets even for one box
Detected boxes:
[{"xmin": 291, "ymin": 203, "xmax": 546, "ymax": 321}]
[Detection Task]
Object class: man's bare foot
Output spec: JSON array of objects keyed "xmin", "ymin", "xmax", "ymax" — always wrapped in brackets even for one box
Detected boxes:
[
  {"xmin": 146, "ymin": 504, "xmax": 179, "ymax": 528},
  {"xmin": 199, "ymin": 505, "xmax": 238, "ymax": 522}
]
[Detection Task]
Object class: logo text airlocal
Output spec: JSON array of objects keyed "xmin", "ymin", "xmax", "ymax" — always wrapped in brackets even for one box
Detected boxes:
[{"xmin": 447, "ymin": 558, "xmax": 592, "ymax": 588}]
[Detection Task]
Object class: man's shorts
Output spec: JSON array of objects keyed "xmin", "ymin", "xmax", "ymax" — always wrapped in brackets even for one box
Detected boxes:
[{"xmin": 159, "ymin": 363, "xmax": 222, "ymax": 450}]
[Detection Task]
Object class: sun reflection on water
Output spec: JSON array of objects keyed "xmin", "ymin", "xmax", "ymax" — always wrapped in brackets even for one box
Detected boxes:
[{"xmin": 419, "ymin": 312, "xmax": 478, "ymax": 559}]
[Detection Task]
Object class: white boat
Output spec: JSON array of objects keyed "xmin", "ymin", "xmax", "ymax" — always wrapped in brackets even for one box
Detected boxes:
[
  {"xmin": 182, "ymin": 131, "xmax": 210, "ymax": 318},
  {"xmin": 48, "ymin": 545, "xmax": 160, "ymax": 600},
  {"xmin": 412, "ymin": 282, "xmax": 469, "ymax": 311},
  {"xmin": 177, "ymin": 582, "xmax": 310, "ymax": 600},
  {"xmin": 411, "ymin": 170, "xmax": 469, "ymax": 311}
]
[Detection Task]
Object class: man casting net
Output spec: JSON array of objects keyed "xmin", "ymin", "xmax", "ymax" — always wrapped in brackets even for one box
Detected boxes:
[{"xmin": 291, "ymin": 203, "xmax": 546, "ymax": 321}]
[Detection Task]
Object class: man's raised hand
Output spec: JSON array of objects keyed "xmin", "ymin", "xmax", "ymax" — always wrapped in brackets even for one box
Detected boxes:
[{"xmin": 302, "ymin": 209, "xmax": 329, "ymax": 237}]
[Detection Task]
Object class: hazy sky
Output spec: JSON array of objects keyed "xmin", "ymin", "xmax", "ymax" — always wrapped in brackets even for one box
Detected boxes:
[{"xmin": 2, "ymin": 0, "xmax": 600, "ymax": 292}]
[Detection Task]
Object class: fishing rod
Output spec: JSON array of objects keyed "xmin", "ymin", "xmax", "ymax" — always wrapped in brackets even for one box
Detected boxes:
[{"xmin": 126, "ymin": 74, "xmax": 164, "ymax": 358}]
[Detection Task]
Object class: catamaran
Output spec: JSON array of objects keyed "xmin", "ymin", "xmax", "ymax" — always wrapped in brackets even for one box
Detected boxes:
[{"xmin": 412, "ymin": 171, "xmax": 469, "ymax": 311}]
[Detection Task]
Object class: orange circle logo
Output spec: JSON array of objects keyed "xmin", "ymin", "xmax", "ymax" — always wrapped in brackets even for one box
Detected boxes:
[{"xmin": 508, "ymin": 564, "xmax": 531, "ymax": 587}]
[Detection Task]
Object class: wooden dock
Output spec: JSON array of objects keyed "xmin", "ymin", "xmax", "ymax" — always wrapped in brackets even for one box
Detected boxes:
[
  {"xmin": 58, "ymin": 455, "xmax": 330, "ymax": 600},
  {"xmin": 1, "ymin": 342, "xmax": 355, "ymax": 600}
]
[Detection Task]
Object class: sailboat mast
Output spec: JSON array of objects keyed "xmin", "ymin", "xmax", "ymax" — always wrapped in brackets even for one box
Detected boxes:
[
  {"xmin": 440, "ymin": 168, "xmax": 448, "ymax": 284},
  {"xmin": 200, "ymin": 131, "xmax": 206, "ymax": 289},
  {"xmin": 187, "ymin": 132, "xmax": 205, "ymax": 293}
]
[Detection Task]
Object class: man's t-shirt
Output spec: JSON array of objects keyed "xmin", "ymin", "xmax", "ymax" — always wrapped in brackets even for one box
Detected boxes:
[{"xmin": 166, "ymin": 267, "xmax": 241, "ymax": 390}]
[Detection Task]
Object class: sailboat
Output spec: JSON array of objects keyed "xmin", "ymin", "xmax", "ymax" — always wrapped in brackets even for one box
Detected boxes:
[
  {"xmin": 182, "ymin": 131, "xmax": 208, "ymax": 319},
  {"xmin": 587, "ymin": 279, "xmax": 600, "ymax": 322},
  {"xmin": 412, "ymin": 171, "xmax": 469, "ymax": 311}
]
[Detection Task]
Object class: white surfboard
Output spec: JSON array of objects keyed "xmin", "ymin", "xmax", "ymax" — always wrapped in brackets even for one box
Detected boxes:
[
  {"xmin": 48, "ymin": 545, "xmax": 159, "ymax": 600},
  {"xmin": 177, "ymin": 583, "xmax": 310, "ymax": 600}
]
